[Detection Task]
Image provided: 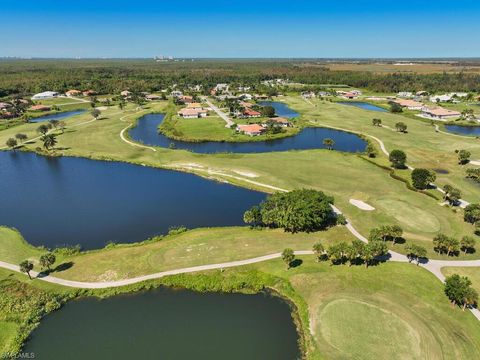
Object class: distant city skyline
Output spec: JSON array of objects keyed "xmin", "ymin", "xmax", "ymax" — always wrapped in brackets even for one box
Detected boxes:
[{"xmin": 2, "ymin": 0, "xmax": 479, "ymax": 58}]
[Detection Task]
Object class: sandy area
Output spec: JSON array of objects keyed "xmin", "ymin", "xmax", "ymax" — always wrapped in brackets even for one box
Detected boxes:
[{"xmin": 349, "ymin": 199, "xmax": 375, "ymax": 211}]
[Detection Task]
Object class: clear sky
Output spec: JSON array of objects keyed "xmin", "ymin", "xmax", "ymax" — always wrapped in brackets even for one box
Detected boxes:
[{"xmin": 2, "ymin": 0, "xmax": 479, "ymax": 58}]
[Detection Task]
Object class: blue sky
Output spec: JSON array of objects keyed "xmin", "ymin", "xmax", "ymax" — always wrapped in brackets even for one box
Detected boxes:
[{"xmin": 1, "ymin": 0, "xmax": 479, "ymax": 58}]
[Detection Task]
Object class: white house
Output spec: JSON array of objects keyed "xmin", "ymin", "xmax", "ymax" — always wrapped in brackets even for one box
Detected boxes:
[
  {"xmin": 177, "ymin": 108, "xmax": 207, "ymax": 118},
  {"xmin": 31, "ymin": 91, "xmax": 59, "ymax": 100},
  {"xmin": 397, "ymin": 92, "xmax": 413, "ymax": 98},
  {"xmin": 392, "ymin": 99, "xmax": 424, "ymax": 110},
  {"xmin": 238, "ymin": 93, "xmax": 253, "ymax": 101},
  {"xmin": 430, "ymin": 94, "xmax": 452, "ymax": 103}
]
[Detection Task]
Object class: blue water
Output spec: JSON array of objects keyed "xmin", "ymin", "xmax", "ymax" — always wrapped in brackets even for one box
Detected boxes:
[
  {"xmin": 129, "ymin": 114, "xmax": 367, "ymax": 154},
  {"xmin": 257, "ymin": 101, "xmax": 299, "ymax": 118},
  {"xmin": 445, "ymin": 125, "xmax": 480, "ymax": 136},
  {"xmin": 338, "ymin": 101, "xmax": 388, "ymax": 112},
  {"xmin": 30, "ymin": 110, "xmax": 86, "ymax": 123},
  {"xmin": 0, "ymin": 152, "xmax": 265, "ymax": 249}
]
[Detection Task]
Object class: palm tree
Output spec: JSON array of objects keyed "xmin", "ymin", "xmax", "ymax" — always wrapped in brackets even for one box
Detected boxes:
[
  {"xmin": 39, "ymin": 253, "xmax": 56, "ymax": 271},
  {"xmin": 42, "ymin": 134, "xmax": 57, "ymax": 150},
  {"xmin": 312, "ymin": 242, "xmax": 325, "ymax": 262},
  {"xmin": 323, "ymin": 138, "xmax": 335, "ymax": 150},
  {"xmin": 19, "ymin": 260, "xmax": 34, "ymax": 279},
  {"xmin": 281, "ymin": 248, "xmax": 295, "ymax": 269}
]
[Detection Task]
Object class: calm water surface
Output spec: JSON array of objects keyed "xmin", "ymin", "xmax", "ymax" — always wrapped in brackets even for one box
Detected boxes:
[
  {"xmin": 258, "ymin": 101, "xmax": 299, "ymax": 118},
  {"xmin": 30, "ymin": 110, "xmax": 86, "ymax": 123},
  {"xmin": 0, "ymin": 152, "xmax": 264, "ymax": 249},
  {"xmin": 24, "ymin": 288, "xmax": 300, "ymax": 360},
  {"xmin": 445, "ymin": 125, "xmax": 480, "ymax": 136},
  {"xmin": 338, "ymin": 101, "xmax": 388, "ymax": 112},
  {"xmin": 130, "ymin": 114, "xmax": 367, "ymax": 153}
]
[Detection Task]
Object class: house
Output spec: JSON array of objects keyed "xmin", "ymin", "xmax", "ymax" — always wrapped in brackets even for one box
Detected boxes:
[
  {"xmin": 301, "ymin": 91, "xmax": 316, "ymax": 99},
  {"xmin": 318, "ymin": 91, "xmax": 329, "ymax": 97},
  {"xmin": 416, "ymin": 91, "xmax": 429, "ymax": 96},
  {"xmin": 180, "ymin": 95, "xmax": 194, "ymax": 103},
  {"xmin": 177, "ymin": 108, "xmax": 207, "ymax": 118},
  {"xmin": 254, "ymin": 94, "xmax": 269, "ymax": 100},
  {"xmin": 83, "ymin": 90, "xmax": 97, "ymax": 97},
  {"xmin": 337, "ymin": 91, "xmax": 358, "ymax": 99},
  {"xmin": 397, "ymin": 92, "xmax": 413, "ymax": 98},
  {"xmin": 121, "ymin": 90, "xmax": 132, "ymax": 97},
  {"xmin": 31, "ymin": 91, "xmax": 59, "ymax": 100},
  {"xmin": 171, "ymin": 90, "xmax": 183, "ymax": 97},
  {"xmin": 238, "ymin": 93, "xmax": 253, "ymax": 101},
  {"xmin": 29, "ymin": 104, "xmax": 51, "ymax": 111},
  {"xmin": 186, "ymin": 102, "xmax": 203, "ymax": 110},
  {"xmin": 268, "ymin": 117, "xmax": 290, "ymax": 127},
  {"xmin": 239, "ymin": 101, "xmax": 254, "ymax": 108},
  {"xmin": 237, "ymin": 124, "xmax": 265, "ymax": 136},
  {"xmin": 430, "ymin": 94, "xmax": 452, "ymax": 103},
  {"xmin": 214, "ymin": 83, "xmax": 229, "ymax": 92},
  {"xmin": 422, "ymin": 107, "xmax": 461, "ymax": 120},
  {"xmin": 65, "ymin": 90, "xmax": 82, "ymax": 97},
  {"xmin": 243, "ymin": 108, "xmax": 261, "ymax": 118},
  {"xmin": 145, "ymin": 94, "xmax": 161, "ymax": 101},
  {"xmin": 392, "ymin": 99, "xmax": 424, "ymax": 110}
]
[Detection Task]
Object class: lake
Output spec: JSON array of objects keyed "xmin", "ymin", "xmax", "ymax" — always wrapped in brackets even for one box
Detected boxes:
[
  {"xmin": 258, "ymin": 101, "xmax": 299, "ymax": 118},
  {"xmin": 0, "ymin": 151, "xmax": 265, "ymax": 249},
  {"xmin": 338, "ymin": 101, "xmax": 388, "ymax": 112},
  {"xmin": 29, "ymin": 110, "xmax": 87, "ymax": 123},
  {"xmin": 129, "ymin": 114, "xmax": 367, "ymax": 154},
  {"xmin": 444, "ymin": 125, "xmax": 480, "ymax": 136},
  {"xmin": 23, "ymin": 288, "xmax": 301, "ymax": 360}
]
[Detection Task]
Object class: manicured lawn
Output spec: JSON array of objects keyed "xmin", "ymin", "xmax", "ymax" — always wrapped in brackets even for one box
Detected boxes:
[
  {"xmin": 442, "ymin": 267, "xmax": 480, "ymax": 293},
  {"xmin": 257, "ymin": 259, "xmax": 480, "ymax": 360},
  {"xmin": 1, "ymin": 100, "xmax": 476, "ymax": 259},
  {"xmin": 172, "ymin": 116, "xmax": 234, "ymax": 141},
  {"xmin": 13, "ymin": 226, "xmax": 353, "ymax": 282},
  {"xmin": 283, "ymin": 96, "xmax": 480, "ymax": 203}
]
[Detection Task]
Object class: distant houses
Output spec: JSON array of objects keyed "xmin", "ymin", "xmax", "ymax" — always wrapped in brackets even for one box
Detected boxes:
[
  {"xmin": 31, "ymin": 91, "xmax": 59, "ymax": 100},
  {"xmin": 66, "ymin": 89, "xmax": 82, "ymax": 97},
  {"xmin": 421, "ymin": 107, "xmax": 461, "ymax": 120},
  {"xmin": 337, "ymin": 90, "xmax": 361, "ymax": 99},
  {"xmin": 236, "ymin": 124, "xmax": 265, "ymax": 136},
  {"xmin": 392, "ymin": 99, "xmax": 425, "ymax": 110},
  {"xmin": 177, "ymin": 108, "xmax": 208, "ymax": 118},
  {"xmin": 268, "ymin": 117, "xmax": 290, "ymax": 127}
]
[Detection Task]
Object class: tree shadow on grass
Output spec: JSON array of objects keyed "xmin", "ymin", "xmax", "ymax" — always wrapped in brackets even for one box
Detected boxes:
[
  {"xmin": 289, "ymin": 259, "xmax": 303, "ymax": 268},
  {"xmin": 36, "ymin": 262, "xmax": 74, "ymax": 278}
]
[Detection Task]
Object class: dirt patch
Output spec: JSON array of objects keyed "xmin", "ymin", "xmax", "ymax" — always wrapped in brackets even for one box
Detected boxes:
[
  {"xmin": 232, "ymin": 170, "xmax": 259, "ymax": 178},
  {"xmin": 349, "ymin": 199, "xmax": 375, "ymax": 211},
  {"xmin": 433, "ymin": 168, "xmax": 450, "ymax": 174}
]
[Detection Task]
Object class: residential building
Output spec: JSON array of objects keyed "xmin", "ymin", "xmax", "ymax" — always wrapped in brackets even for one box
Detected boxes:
[
  {"xmin": 430, "ymin": 94, "xmax": 452, "ymax": 103},
  {"xmin": 238, "ymin": 93, "xmax": 253, "ymax": 100},
  {"xmin": 268, "ymin": 117, "xmax": 290, "ymax": 127},
  {"xmin": 0, "ymin": 102, "xmax": 12, "ymax": 111},
  {"xmin": 243, "ymin": 108, "xmax": 261, "ymax": 118},
  {"xmin": 237, "ymin": 124, "xmax": 265, "ymax": 136},
  {"xmin": 186, "ymin": 102, "xmax": 203, "ymax": 110},
  {"xmin": 177, "ymin": 108, "xmax": 207, "ymax": 118},
  {"xmin": 397, "ymin": 92, "xmax": 413, "ymax": 98},
  {"xmin": 31, "ymin": 91, "xmax": 59, "ymax": 100},
  {"xmin": 301, "ymin": 91, "xmax": 316, "ymax": 99},
  {"xmin": 66, "ymin": 90, "xmax": 82, "ymax": 97},
  {"xmin": 422, "ymin": 107, "xmax": 461, "ymax": 120},
  {"xmin": 171, "ymin": 90, "xmax": 183, "ymax": 97},
  {"xmin": 121, "ymin": 90, "xmax": 132, "ymax": 97},
  {"xmin": 145, "ymin": 94, "xmax": 161, "ymax": 101},
  {"xmin": 83, "ymin": 90, "xmax": 97, "ymax": 97},
  {"xmin": 337, "ymin": 91, "xmax": 358, "ymax": 99},
  {"xmin": 392, "ymin": 99, "xmax": 424, "ymax": 110}
]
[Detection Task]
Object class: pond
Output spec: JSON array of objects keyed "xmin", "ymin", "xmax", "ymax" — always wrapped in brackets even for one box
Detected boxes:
[
  {"xmin": 23, "ymin": 288, "xmax": 301, "ymax": 360},
  {"xmin": 0, "ymin": 151, "xmax": 265, "ymax": 249},
  {"xmin": 257, "ymin": 101, "xmax": 299, "ymax": 118},
  {"xmin": 29, "ymin": 110, "xmax": 87, "ymax": 123},
  {"xmin": 444, "ymin": 125, "xmax": 480, "ymax": 136},
  {"xmin": 129, "ymin": 114, "xmax": 367, "ymax": 154},
  {"xmin": 338, "ymin": 101, "xmax": 388, "ymax": 112}
]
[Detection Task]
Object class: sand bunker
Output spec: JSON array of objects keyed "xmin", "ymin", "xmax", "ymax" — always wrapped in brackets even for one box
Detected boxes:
[{"xmin": 349, "ymin": 199, "xmax": 375, "ymax": 211}]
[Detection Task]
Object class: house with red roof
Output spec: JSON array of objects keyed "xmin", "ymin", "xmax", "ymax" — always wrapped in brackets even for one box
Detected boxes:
[
  {"xmin": 243, "ymin": 108, "xmax": 261, "ymax": 118},
  {"xmin": 29, "ymin": 104, "xmax": 51, "ymax": 112},
  {"xmin": 236, "ymin": 124, "xmax": 265, "ymax": 136}
]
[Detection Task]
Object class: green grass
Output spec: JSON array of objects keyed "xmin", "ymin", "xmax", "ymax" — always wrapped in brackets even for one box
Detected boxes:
[
  {"xmin": 0, "ymin": 226, "xmax": 353, "ymax": 282},
  {"xmin": 1, "ymin": 99, "xmax": 477, "ymax": 259},
  {"xmin": 441, "ymin": 267, "xmax": 480, "ymax": 293},
  {"xmin": 0, "ymin": 227, "xmax": 44, "ymax": 264},
  {"xmin": 257, "ymin": 259, "xmax": 480, "ymax": 360}
]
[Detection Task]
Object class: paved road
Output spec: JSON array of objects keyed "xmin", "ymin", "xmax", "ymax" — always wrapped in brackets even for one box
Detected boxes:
[{"xmin": 202, "ymin": 97, "xmax": 234, "ymax": 128}]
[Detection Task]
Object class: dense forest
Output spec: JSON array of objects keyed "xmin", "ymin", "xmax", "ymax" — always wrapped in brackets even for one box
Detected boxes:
[{"xmin": 1, "ymin": 59, "xmax": 479, "ymax": 97}]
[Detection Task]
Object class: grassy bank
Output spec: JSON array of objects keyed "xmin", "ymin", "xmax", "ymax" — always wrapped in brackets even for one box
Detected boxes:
[{"xmin": 2, "ymin": 259, "xmax": 480, "ymax": 359}]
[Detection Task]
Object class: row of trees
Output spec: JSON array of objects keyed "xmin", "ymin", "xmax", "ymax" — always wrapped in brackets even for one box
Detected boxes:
[
  {"xmin": 19, "ymin": 252, "xmax": 56, "ymax": 279},
  {"xmin": 433, "ymin": 234, "xmax": 476, "ymax": 256},
  {"xmin": 368, "ymin": 225, "xmax": 404, "ymax": 245}
]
